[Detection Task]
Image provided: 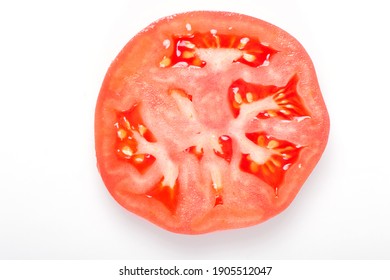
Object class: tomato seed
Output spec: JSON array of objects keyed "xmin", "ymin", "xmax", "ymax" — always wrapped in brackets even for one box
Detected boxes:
[
  {"xmin": 267, "ymin": 140, "xmax": 279, "ymax": 149},
  {"xmin": 121, "ymin": 146, "xmax": 133, "ymax": 157},
  {"xmin": 182, "ymin": 51, "xmax": 195, "ymax": 59},
  {"xmin": 267, "ymin": 110, "xmax": 277, "ymax": 117},
  {"xmin": 159, "ymin": 56, "xmax": 171, "ymax": 67},
  {"xmin": 243, "ymin": 53, "xmax": 256, "ymax": 62},
  {"xmin": 246, "ymin": 92, "xmax": 254, "ymax": 103},
  {"xmin": 117, "ymin": 129, "xmax": 127, "ymax": 140},
  {"xmin": 138, "ymin": 124, "xmax": 147, "ymax": 136},
  {"xmin": 234, "ymin": 92, "xmax": 243, "ymax": 104}
]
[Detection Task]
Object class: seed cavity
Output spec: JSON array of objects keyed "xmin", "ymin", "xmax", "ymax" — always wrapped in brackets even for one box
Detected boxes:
[
  {"xmin": 159, "ymin": 56, "xmax": 171, "ymax": 67},
  {"xmin": 228, "ymin": 75, "xmax": 311, "ymax": 121},
  {"xmin": 241, "ymin": 132, "xmax": 304, "ymax": 193},
  {"xmin": 161, "ymin": 31, "xmax": 276, "ymax": 68}
]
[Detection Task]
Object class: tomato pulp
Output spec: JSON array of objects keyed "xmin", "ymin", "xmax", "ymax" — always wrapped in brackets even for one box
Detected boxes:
[{"xmin": 95, "ymin": 11, "xmax": 330, "ymax": 234}]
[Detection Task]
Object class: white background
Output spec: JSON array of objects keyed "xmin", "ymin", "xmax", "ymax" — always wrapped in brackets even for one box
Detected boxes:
[{"xmin": 1, "ymin": 0, "xmax": 389, "ymax": 260}]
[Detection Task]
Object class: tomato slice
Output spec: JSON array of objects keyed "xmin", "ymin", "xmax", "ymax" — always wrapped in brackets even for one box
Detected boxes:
[{"xmin": 95, "ymin": 11, "xmax": 330, "ymax": 234}]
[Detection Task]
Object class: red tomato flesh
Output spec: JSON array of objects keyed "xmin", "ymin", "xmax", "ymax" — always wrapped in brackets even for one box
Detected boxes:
[{"xmin": 95, "ymin": 11, "xmax": 330, "ymax": 234}]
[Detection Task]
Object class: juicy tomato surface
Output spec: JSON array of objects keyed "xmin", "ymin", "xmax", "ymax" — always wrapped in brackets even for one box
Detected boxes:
[{"xmin": 95, "ymin": 11, "xmax": 329, "ymax": 234}]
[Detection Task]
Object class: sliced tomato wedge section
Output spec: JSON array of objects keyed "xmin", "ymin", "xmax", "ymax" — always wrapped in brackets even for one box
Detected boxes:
[{"xmin": 95, "ymin": 11, "xmax": 330, "ymax": 234}]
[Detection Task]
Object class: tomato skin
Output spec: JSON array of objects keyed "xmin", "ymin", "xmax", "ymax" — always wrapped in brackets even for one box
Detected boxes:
[{"xmin": 95, "ymin": 11, "xmax": 329, "ymax": 234}]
